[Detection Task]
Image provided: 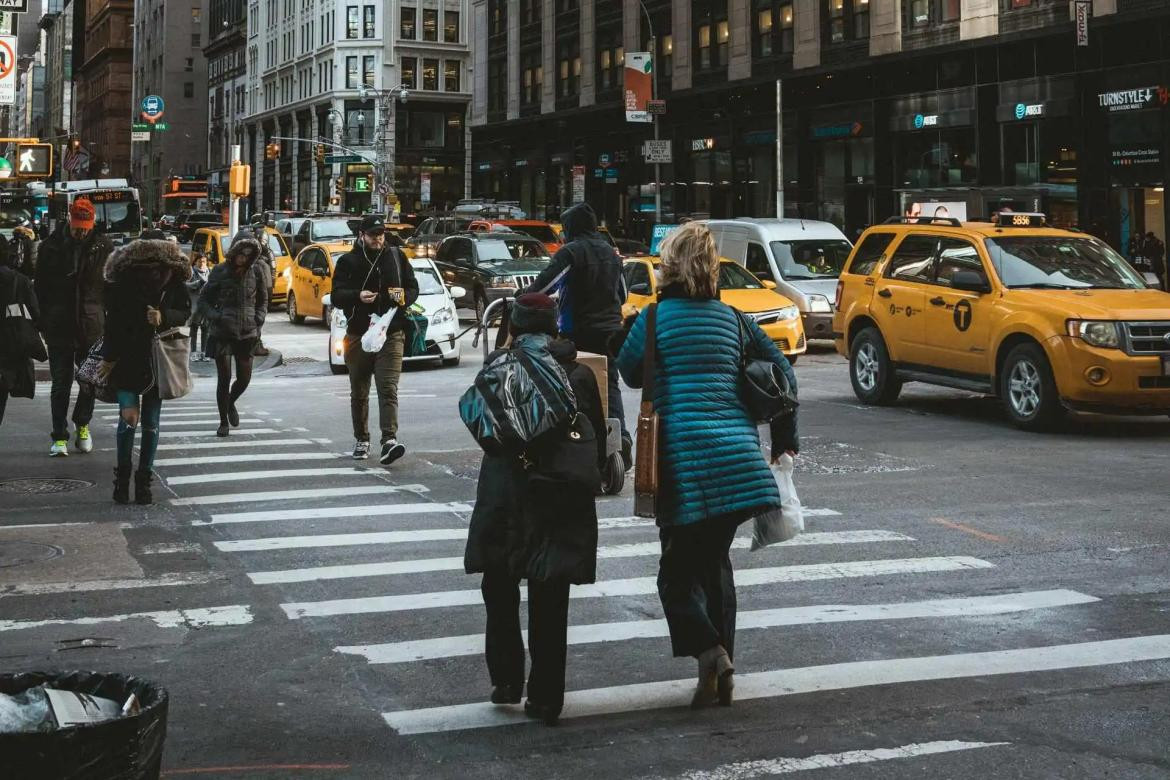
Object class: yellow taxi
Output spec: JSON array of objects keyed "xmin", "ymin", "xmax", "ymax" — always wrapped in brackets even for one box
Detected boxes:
[
  {"xmin": 286, "ymin": 240, "xmax": 355, "ymax": 324},
  {"xmin": 190, "ymin": 226, "xmax": 295, "ymax": 307},
  {"xmin": 833, "ymin": 213, "xmax": 1170, "ymax": 429},
  {"xmin": 623, "ymin": 256, "xmax": 808, "ymax": 362}
]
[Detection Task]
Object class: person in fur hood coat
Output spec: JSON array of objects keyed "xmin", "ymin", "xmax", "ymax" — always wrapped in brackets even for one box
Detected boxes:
[{"xmin": 96, "ymin": 231, "xmax": 192, "ymax": 505}]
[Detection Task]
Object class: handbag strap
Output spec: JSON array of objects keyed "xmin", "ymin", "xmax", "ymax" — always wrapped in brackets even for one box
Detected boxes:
[{"xmin": 640, "ymin": 304, "xmax": 657, "ymax": 405}]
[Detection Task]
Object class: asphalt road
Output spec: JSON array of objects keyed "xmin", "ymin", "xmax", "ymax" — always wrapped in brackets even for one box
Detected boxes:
[{"xmin": 2, "ymin": 316, "xmax": 1170, "ymax": 779}]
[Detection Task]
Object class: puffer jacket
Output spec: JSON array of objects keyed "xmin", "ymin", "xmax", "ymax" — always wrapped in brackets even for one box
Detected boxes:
[
  {"xmin": 200, "ymin": 236, "xmax": 269, "ymax": 342},
  {"xmin": 34, "ymin": 230, "xmax": 114, "ymax": 350},
  {"xmin": 100, "ymin": 239, "xmax": 192, "ymax": 393},
  {"xmin": 617, "ymin": 293, "xmax": 799, "ymax": 528},
  {"xmin": 0, "ymin": 265, "xmax": 40, "ymax": 398},
  {"xmin": 526, "ymin": 203, "xmax": 625, "ymax": 348}
]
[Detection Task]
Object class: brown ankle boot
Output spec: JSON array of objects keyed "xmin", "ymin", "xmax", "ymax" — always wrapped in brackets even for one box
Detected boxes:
[{"xmin": 691, "ymin": 646, "xmax": 732, "ymax": 709}]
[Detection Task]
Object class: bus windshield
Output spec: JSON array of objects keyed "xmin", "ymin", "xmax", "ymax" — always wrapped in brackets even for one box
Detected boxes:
[{"xmin": 95, "ymin": 200, "xmax": 142, "ymax": 235}]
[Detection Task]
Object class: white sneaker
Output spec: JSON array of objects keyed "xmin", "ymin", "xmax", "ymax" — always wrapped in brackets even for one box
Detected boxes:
[
  {"xmin": 50, "ymin": 440, "xmax": 69, "ymax": 457},
  {"xmin": 380, "ymin": 439, "xmax": 406, "ymax": 466},
  {"xmin": 75, "ymin": 425, "xmax": 93, "ymax": 454}
]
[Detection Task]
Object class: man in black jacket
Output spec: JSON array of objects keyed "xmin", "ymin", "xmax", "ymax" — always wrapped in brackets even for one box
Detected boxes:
[
  {"xmin": 331, "ymin": 215, "xmax": 419, "ymax": 464},
  {"xmin": 34, "ymin": 199, "xmax": 113, "ymax": 456},
  {"xmin": 526, "ymin": 202, "xmax": 630, "ymax": 460}
]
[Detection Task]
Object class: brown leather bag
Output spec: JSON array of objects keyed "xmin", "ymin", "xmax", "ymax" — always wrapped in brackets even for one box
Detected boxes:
[{"xmin": 633, "ymin": 304, "xmax": 660, "ymax": 518}]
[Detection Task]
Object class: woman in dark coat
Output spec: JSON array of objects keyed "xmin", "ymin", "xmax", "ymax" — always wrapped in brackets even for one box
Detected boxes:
[
  {"xmin": 0, "ymin": 241, "xmax": 41, "ymax": 426},
  {"xmin": 200, "ymin": 235, "xmax": 268, "ymax": 436},
  {"xmin": 96, "ymin": 233, "xmax": 191, "ymax": 504},
  {"xmin": 617, "ymin": 221, "xmax": 799, "ymax": 709},
  {"xmin": 464, "ymin": 293, "xmax": 604, "ymax": 726}
]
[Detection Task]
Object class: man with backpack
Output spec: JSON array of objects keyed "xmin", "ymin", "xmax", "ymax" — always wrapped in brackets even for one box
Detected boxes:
[{"xmin": 330, "ymin": 215, "xmax": 419, "ymax": 464}]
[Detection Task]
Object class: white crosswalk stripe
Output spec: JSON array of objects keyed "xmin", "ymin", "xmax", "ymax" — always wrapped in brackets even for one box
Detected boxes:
[
  {"xmin": 198, "ymin": 501, "xmax": 472, "ymax": 525},
  {"xmin": 154, "ymin": 438, "xmax": 324, "ymax": 451},
  {"xmin": 157, "ymin": 427, "xmax": 286, "ymax": 438},
  {"xmin": 166, "ymin": 467, "xmax": 385, "ymax": 486},
  {"xmin": 155, "ymin": 452, "xmax": 346, "ymax": 467},
  {"xmin": 172, "ymin": 484, "xmax": 428, "ymax": 506}
]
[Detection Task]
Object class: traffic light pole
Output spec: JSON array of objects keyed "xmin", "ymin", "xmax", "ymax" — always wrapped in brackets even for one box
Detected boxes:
[
  {"xmin": 228, "ymin": 144, "xmax": 241, "ymax": 237},
  {"xmin": 270, "ymin": 135, "xmax": 378, "ymax": 209}
]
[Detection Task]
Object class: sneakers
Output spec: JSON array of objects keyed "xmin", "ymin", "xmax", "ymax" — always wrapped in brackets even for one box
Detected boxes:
[
  {"xmin": 352, "ymin": 440, "xmax": 371, "ymax": 460},
  {"xmin": 50, "ymin": 440, "xmax": 69, "ymax": 457},
  {"xmin": 380, "ymin": 439, "xmax": 406, "ymax": 466},
  {"xmin": 191, "ymin": 351, "xmax": 203, "ymax": 362},
  {"xmin": 75, "ymin": 425, "xmax": 93, "ymax": 454}
]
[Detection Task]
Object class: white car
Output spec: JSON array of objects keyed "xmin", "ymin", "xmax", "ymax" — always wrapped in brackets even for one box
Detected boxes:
[{"xmin": 323, "ymin": 259, "xmax": 465, "ymax": 374}]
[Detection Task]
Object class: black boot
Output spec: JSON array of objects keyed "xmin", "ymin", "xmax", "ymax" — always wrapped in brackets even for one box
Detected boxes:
[
  {"xmin": 134, "ymin": 470, "xmax": 154, "ymax": 505},
  {"xmin": 113, "ymin": 468, "xmax": 131, "ymax": 505}
]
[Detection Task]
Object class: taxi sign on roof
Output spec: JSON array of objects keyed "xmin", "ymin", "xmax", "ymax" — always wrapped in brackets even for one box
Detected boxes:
[{"xmin": 996, "ymin": 212, "xmax": 1047, "ymax": 228}]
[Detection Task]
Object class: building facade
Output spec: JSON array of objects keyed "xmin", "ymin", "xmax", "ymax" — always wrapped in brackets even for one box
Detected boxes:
[
  {"xmin": 205, "ymin": 0, "xmax": 248, "ymax": 210},
  {"xmin": 73, "ymin": 0, "xmax": 134, "ymax": 179},
  {"xmin": 39, "ymin": 0, "xmax": 75, "ymax": 144},
  {"xmin": 242, "ymin": 0, "xmax": 473, "ymax": 216},
  {"xmin": 131, "ymin": 0, "xmax": 210, "ymax": 218},
  {"xmin": 470, "ymin": 0, "xmax": 1170, "ymax": 254}
]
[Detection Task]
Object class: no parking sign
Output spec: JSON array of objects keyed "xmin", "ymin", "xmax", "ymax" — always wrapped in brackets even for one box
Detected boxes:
[{"xmin": 0, "ymin": 36, "xmax": 15, "ymax": 106}]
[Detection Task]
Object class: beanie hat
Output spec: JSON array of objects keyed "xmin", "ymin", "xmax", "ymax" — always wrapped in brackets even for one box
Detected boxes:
[
  {"xmin": 70, "ymin": 198, "xmax": 96, "ymax": 229},
  {"xmin": 509, "ymin": 292, "xmax": 558, "ymax": 337}
]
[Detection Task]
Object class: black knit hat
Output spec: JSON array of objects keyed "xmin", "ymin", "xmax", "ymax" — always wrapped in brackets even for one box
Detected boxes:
[{"xmin": 509, "ymin": 293, "xmax": 558, "ymax": 337}]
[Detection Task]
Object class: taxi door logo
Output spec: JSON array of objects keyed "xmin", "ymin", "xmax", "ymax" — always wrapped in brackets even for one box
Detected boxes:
[{"xmin": 953, "ymin": 300, "xmax": 973, "ymax": 332}]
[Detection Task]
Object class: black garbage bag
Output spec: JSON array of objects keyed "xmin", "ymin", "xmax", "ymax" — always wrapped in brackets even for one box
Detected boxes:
[{"xmin": 0, "ymin": 671, "xmax": 168, "ymax": 780}]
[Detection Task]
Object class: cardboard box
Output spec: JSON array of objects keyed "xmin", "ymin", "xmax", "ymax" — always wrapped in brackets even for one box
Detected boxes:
[{"xmin": 576, "ymin": 351, "xmax": 609, "ymax": 418}]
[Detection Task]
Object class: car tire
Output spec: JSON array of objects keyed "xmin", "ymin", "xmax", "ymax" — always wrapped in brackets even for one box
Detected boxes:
[
  {"xmin": 787, "ymin": 354, "xmax": 799, "ymax": 366},
  {"xmin": 474, "ymin": 291, "xmax": 487, "ymax": 325},
  {"xmin": 849, "ymin": 327, "xmax": 902, "ymax": 405},
  {"xmin": 287, "ymin": 292, "xmax": 305, "ymax": 324},
  {"xmin": 1000, "ymin": 343, "xmax": 1063, "ymax": 431},
  {"xmin": 442, "ymin": 355, "xmax": 461, "ymax": 367}
]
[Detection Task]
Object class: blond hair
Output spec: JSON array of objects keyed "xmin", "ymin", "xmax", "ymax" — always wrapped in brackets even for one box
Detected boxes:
[{"xmin": 658, "ymin": 222, "xmax": 719, "ymax": 299}]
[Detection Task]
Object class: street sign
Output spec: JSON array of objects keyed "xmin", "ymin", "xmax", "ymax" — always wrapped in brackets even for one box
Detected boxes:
[
  {"xmin": 0, "ymin": 1, "xmax": 29, "ymax": 11},
  {"xmin": 643, "ymin": 140, "xmax": 672, "ymax": 164},
  {"xmin": 571, "ymin": 165, "xmax": 585, "ymax": 204},
  {"xmin": 353, "ymin": 176, "xmax": 370, "ymax": 192},
  {"xmin": 132, "ymin": 122, "xmax": 151, "ymax": 132},
  {"xmin": 141, "ymin": 95, "xmax": 165, "ymax": 122},
  {"xmin": 15, "ymin": 143, "xmax": 52, "ymax": 177},
  {"xmin": 605, "ymin": 168, "xmax": 619, "ymax": 183},
  {"xmin": 131, "ymin": 131, "xmax": 151, "ymax": 142},
  {"xmin": 325, "ymin": 154, "xmax": 361, "ymax": 164},
  {"xmin": 420, "ymin": 172, "xmax": 432, "ymax": 205},
  {"xmin": 0, "ymin": 12, "xmax": 14, "ymax": 35},
  {"xmin": 1075, "ymin": 0, "xmax": 1090, "ymax": 46},
  {"xmin": 598, "ymin": 153, "xmax": 611, "ymax": 167},
  {"xmin": 648, "ymin": 99, "xmax": 666, "ymax": 115},
  {"xmin": 153, "ymin": 122, "xmax": 170, "ymax": 131},
  {"xmin": 0, "ymin": 35, "xmax": 15, "ymax": 106},
  {"xmin": 377, "ymin": 183, "xmax": 390, "ymax": 195}
]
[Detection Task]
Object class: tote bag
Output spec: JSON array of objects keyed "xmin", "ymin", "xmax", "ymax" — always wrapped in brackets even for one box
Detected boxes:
[{"xmin": 153, "ymin": 328, "xmax": 192, "ymax": 400}]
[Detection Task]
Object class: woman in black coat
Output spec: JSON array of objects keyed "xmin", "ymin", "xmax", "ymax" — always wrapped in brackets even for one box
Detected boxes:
[
  {"xmin": 200, "ymin": 235, "xmax": 268, "ymax": 437},
  {"xmin": 0, "ymin": 243, "xmax": 42, "ymax": 426},
  {"xmin": 463, "ymin": 293, "xmax": 604, "ymax": 726},
  {"xmin": 96, "ymin": 235, "xmax": 191, "ymax": 504}
]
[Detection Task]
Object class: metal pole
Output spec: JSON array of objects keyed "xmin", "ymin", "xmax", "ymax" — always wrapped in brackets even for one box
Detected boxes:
[
  {"xmin": 228, "ymin": 144, "xmax": 241, "ymax": 237},
  {"xmin": 639, "ymin": 1, "xmax": 661, "ymax": 228},
  {"xmin": 775, "ymin": 79, "xmax": 784, "ymax": 219}
]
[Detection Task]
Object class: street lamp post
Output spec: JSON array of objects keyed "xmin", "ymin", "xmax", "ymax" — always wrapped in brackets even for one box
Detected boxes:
[
  {"xmin": 358, "ymin": 83, "xmax": 409, "ymax": 215},
  {"xmin": 639, "ymin": 1, "xmax": 662, "ymax": 226}
]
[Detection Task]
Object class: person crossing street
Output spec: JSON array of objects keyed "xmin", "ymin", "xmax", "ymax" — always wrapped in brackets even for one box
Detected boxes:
[
  {"xmin": 34, "ymin": 198, "xmax": 114, "ymax": 456},
  {"xmin": 330, "ymin": 215, "xmax": 419, "ymax": 465}
]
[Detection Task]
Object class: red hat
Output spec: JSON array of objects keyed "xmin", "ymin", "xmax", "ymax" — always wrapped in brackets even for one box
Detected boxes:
[{"xmin": 70, "ymin": 199, "xmax": 96, "ymax": 229}]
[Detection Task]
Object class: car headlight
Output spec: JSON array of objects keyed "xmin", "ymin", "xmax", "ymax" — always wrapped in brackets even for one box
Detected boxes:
[
  {"xmin": 431, "ymin": 309, "xmax": 454, "ymax": 326},
  {"xmin": 1067, "ymin": 320, "xmax": 1121, "ymax": 348},
  {"xmin": 489, "ymin": 276, "xmax": 518, "ymax": 289},
  {"xmin": 777, "ymin": 305, "xmax": 800, "ymax": 321},
  {"xmin": 808, "ymin": 294, "xmax": 833, "ymax": 313}
]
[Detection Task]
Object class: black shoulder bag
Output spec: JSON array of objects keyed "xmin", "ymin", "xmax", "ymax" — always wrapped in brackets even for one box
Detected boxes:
[{"xmin": 734, "ymin": 307, "xmax": 798, "ymax": 423}]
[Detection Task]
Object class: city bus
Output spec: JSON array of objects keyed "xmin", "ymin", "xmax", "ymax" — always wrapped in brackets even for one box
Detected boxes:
[
  {"xmin": 162, "ymin": 176, "xmax": 210, "ymax": 217},
  {"xmin": 48, "ymin": 179, "xmax": 144, "ymax": 243}
]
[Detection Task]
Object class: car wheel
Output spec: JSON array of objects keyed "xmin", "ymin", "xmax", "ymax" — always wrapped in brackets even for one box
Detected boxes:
[
  {"xmin": 786, "ymin": 354, "xmax": 799, "ymax": 366},
  {"xmin": 1000, "ymin": 343, "xmax": 1063, "ymax": 431},
  {"xmin": 287, "ymin": 292, "xmax": 305, "ymax": 324},
  {"xmin": 849, "ymin": 327, "xmax": 902, "ymax": 405},
  {"xmin": 474, "ymin": 291, "xmax": 487, "ymax": 325},
  {"xmin": 442, "ymin": 354, "xmax": 461, "ymax": 367}
]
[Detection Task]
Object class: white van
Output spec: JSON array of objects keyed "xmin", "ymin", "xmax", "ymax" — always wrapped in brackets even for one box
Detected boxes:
[{"xmin": 705, "ymin": 218, "xmax": 853, "ymax": 340}]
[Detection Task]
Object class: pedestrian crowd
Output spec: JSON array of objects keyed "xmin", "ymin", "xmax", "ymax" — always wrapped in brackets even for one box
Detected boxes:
[{"xmin": 1127, "ymin": 231, "xmax": 1167, "ymax": 290}]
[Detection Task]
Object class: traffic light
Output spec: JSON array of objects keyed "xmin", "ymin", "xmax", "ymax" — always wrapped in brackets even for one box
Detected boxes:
[
  {"xmin": 335, "ymin": 178, "xmax": 345, "ymax": 195},
  {"xmin": 228, "ymin": 163, "xmax": 252, "ymax": 197},
  {"xmin": 367, "ymin": 175, "xmax": 375, "ymax": 192},
  {"xmin": 316, "ymin": 144, "xmax": 326, "ymax": 164},
  {"xmin": 265, "ymin": 142, "xmax": 280, "ymax": 160},
  {"xmin": 69, "ymin": 137, "xmax": 81, "ymax": 152}
]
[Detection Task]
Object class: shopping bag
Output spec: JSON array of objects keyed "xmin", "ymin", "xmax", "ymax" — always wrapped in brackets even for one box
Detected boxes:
[
  {"xmin": 361, "ymin": 308, "xmax": 397, "ymax": 353},
  {"xmin": 153, "ymin": 328, "xmax": 192, "ymax": 400},
  {"xmin": 402, "ymin": 304, "xmax": 429, "ymax": 358},
  {"xmin": 751, "ymin": 454, "xmax": 804, "ymax": 551}
]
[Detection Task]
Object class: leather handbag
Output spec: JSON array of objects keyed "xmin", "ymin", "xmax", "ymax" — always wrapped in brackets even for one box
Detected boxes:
[
  {"xmin": 76, "ymin": 339, "xmax": 118, "ymax": 403},
  {"xmin": 2, "ymin": 302, "xmax": 47, "ymax": 362},
  {"xmin": 152, "ymin": 327, "xmax": 192, "ymax": 400},
  {"xmin": 633, "ymin": 304, "xmax": 660, "ymax": 518},
  {"xmin": 734, "ymin": 308, "xmax": 798, "ymax": 423}
]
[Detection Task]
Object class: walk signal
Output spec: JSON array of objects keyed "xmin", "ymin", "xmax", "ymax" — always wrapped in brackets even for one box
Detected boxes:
[
  {"xmin": 316, "ymin": 144, "xmax": 327, "ymax": 164},
  {"xmin": 265, "ymin": 142, "xmax": 281, "ymax": 160}
]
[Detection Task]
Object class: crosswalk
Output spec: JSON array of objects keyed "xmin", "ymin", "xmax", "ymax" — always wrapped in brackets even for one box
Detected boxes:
[{"xmin": 11, "ymin": 394, "xmax": 1170, "ymax": 775}]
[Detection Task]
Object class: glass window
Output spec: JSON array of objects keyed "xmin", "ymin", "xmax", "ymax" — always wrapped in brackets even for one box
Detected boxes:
[
  {"xmin": 445, "ymin": 61, "xmax": 460, "ymax": 92},
  {"xmin": 771, "ymin": 240, "xmax": 853, "ymax": 278},
  {"xmin": 854, "ymin": 0, "xmax": 870, "ymax": 37},
  {"xmin": 364, "ymin": 5, "xmax": 375, "ymax": 37},
  {"xmin": 310, "ymin": 218, "xmax": 356, "ymax": 241},
  {"xmin": 478, "ymin": 238, "xmax": 551, "ymax": 261},
  {"xmin": 746, "ymin": 243, "xmax": 773, "ymax": 279},
  {"xmin": 661, "ymin": 34, "xmax": 673, "ymax": 78},
  {"xmin": 363, "ymin": 55, "xmax": 375, "ymax": 87},
  {"xmin": 910, "ymin": 0, "xmax": 929, "ymax": 25},
  {"xmin": 828, "ymin": 0, "xmax": 845, "ymax": 43},
  {"xmin": 346, "ymin": 6, "xmax": 359, "ymax": 38},
  {"xmin": 345, "ymin": 56, "xmax": 358, "ymax": 88},
  {"xmin": 445, "ymin": 10, "xmax": 459, "ymax": 42},
  {"xmin": 422, "ymin": 58, "xmax": 438, "ymax": 91},
  {"xmin": 698, "ymin": 24, "xmax": 711, "ymax": 69},
  {"xmin": 624, "ymin": 262, "xmax": 652, "ymax": 292},
  {"xmin": 407, "ymin": 111, "xmax": 446, "ymax": 147},
  {"xmin": 401, "ymin": 57, "xmax": 417, "ymax": 89},
  {"xmin": 757, "ymin": 8, "xmax": 773, "ymax": 56},
  {"xmin": 413, "ymin": 264, "xmax": 446, "ymax": 294},
  {"xmin": 941, "ymin": 0, "xmax": 961, "ymax": 21},
  {"xmin": 986, "ymin": 237, "xmax": 1146, "ymax": 289},
  {"xmin": 885, "ymin": 235, "xmax": 939, "ymax": 282},
  {"xmin": 422, "ymin": 9, "xmax": 438, "ymax": 41},
  {"xmin": 400, "ymin": 6, "xmax": 416, "ymax": 39},
  {"xmin": 780, "ymin": 4, "xmax": 794, "ymax": 53},
  {"xmin": 933, "ymin": 239, "xmax": 984, "ymax": 287},
  {"xmin": 848, "ymin": 232, "xmax": 895, "ymax": 275},
  {"xmin": 719, "ymin": 262, "xmax": 767, "ymax": 290}
]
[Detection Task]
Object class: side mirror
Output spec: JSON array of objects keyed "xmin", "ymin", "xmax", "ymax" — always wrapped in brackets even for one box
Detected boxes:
[
  {"xmin": 951, "ymin": 270, "xmax": 991, "ymax": 294},
  {"xmin": 449, "ymin": 285, "xmax": 467, "ymax": 299},
  {"xmin": 629, "ymin": 283, "xmax": 651, "ymax": 296},
  {"xmin": 760, "ymin": 279, "xmax": 777, "ymax": 290}
]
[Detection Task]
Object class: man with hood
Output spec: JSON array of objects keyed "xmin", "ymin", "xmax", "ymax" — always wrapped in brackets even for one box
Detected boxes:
[
  {"xmin": 526, "ymin": 202, "xmax": 630, "ymax": 460},
  {"xmin": 35, "ymin": 198, "xmax": 114, "ymax": 456}
]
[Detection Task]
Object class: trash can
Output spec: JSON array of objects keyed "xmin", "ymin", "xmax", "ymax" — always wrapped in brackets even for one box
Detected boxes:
[{"xmin": 0, "ymin": 671, "xmax": 168, "ymax": 780}]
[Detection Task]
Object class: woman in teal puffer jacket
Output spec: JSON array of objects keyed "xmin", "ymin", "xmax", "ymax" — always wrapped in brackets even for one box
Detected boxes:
[{"xmin": 617, "ymin": 220, "xmax": 798, "ymax": 709}]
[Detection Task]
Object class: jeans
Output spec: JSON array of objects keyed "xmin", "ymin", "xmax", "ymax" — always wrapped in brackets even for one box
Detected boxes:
[
  {"xmin": 48, "ymin": 344, "xmax": 94, "ymax": 441},
  {"xmin": 344, "ymin": 329, "xmax": 404, "ymax": 444},
  {"xmin": 657, "ymin": 515, "xmax": 741, "ymax": 659},
  {"xmin": 480, "ymin": 569, "xmax": 572, "ymax": 710},
  {"xmin": 115, "ymin": 388, "xmax": 162, "ymax": 473}
]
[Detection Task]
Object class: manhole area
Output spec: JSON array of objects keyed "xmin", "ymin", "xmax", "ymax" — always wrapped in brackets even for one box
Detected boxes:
[
  {"xmin": 0, "ymin": 541, "xmax": 65, "ymax": 569},
  {"xmin": 0, "ymin": 478, "xmax": 95, "ymax": 495},
  {"xmin": 281, "ymin": 356, "xmax": 322, "ymax": 364}
]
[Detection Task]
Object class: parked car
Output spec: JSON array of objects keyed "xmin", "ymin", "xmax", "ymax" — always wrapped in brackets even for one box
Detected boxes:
[
  {"xmin": 433, "ymin": 231, "xmax": 552, "ymax": 321},
  {"xmin": 178, "ymin": 211, "xmax": 225, "ymax": 243}
]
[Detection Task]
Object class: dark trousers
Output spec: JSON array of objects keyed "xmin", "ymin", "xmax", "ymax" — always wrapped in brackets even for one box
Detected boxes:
[
  {"xmin": 344, "ymin": 329, "xmax": 404, "ymax": 444},
  {"xmin": 48, "ymin": 344, "xmax": 94, "ymax": 441},
  {"xmin": 481, "ymin": 569, "xmax": 572, "ymax": 709},
  {"xmin": 657, "ymin": 516, "xmax": 740, "ymax": 659}
]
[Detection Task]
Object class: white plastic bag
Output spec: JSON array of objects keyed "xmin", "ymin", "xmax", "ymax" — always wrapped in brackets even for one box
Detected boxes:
[
  {"xmin": 361, "ymin": 308, "xmax": 397, "ymax": 353},
  {"xmin": 751, "ymin": 454, "xmax": 804, "ymax": 551}
]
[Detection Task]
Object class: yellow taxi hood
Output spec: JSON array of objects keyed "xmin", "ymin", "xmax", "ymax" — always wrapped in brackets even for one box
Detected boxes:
[
  {"xmin": 720, "ymin": 288, "xmax": 797, "ymax": 313},
  {"xmin": 1006, "ymin": 288, "xmax": 1170, "ymax": 321}
]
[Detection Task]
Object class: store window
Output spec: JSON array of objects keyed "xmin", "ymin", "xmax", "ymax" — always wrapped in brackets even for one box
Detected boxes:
[
  {"xmin": 346, "ymin": 6, "xmax": 359, "ymax": 38},
  {"xmin": 445, "ymin": 61, "xmax": 461, "ymax": 92},
  {"xmin": 422, "ymin": 9, "xmax": 438, "ymax": 41},
  {"xmin": 422, "ymin": 58, "xmax": 439, "ymax": 91},
  {"xmin": 898, "ymin": 128, "xmax": 977, "ymax": 186},
  {"xmin": 401, "ymin": 57, "xmax": 417, "ymax": 90},
  {"xmin": 445, "ymin": 10, "xmax": 460, "ymax": 41},
  {"xmin": 1002, "ymin": 119, "xmax": 1077, "ymax": 186},
  {"xmin": 401, "ymin": 7, "xmax": 415, "ymax": 39}
]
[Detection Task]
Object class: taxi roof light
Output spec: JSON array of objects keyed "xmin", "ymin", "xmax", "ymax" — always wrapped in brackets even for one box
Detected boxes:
[{"xmin": 995, "ymin": 212, "xmax": 1047, "ymax": 228}]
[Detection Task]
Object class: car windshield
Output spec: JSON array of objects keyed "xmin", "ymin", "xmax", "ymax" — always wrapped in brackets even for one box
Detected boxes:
[
  {"xmin": 718, "ymin": 263, "xmax": 765, "ymax": 290},
  {"xmin": 508, "ymin": 224, "xmax": 558, "ymax": 244},
  {"xmin": 769, "ymin": 239, "xmax": 852, "ymax": 279},
  {"xmin": 413, "ymin": 266, "xmax": 446, "ymax": 295},
  {"xmin": 986, "ymin": 237, "xmax": 1148, "ymax": 290},
  {"xmin": 219, "ymin": 233, "xmax": 287, "ymax": 257},
  {"xmin": 478, "ymin": 239, "xmax": 550, "ymax": 262},
  {"xmin": 310, "ymin": 218, "xmax": 355, "ymax": 241}
]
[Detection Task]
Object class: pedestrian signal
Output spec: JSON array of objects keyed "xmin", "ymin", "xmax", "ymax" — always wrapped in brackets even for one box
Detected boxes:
[{"xmin": 229, "ymin": 163, "xmax": 251, "ymax": 197}]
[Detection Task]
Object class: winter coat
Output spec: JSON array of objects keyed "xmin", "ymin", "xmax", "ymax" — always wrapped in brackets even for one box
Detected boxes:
[
  {"xmin": 464, "ymin": 334, "xmax": 602, "ymax": 584},
  {"xmin": 200, "ymin": 237, "xmax": 269, "ymax": 342},
  {"xmin": 331, "ymin": 243, "xmax": 419, "ymax": 336},
  {"xmin": 99, "ymin": 239, "xmax": 192, "ymax": 394},
  {"xmin": 186, "ymin": 266, "xmax": 210, "ymax": 324},
  {"xmin": 231, "ymin": 227, "xmax": 274, "ymax": 291},
  {"xmin": 0, "ymin": 265, "xmax": 40, "ymax": 398},
  {"xmin": 616, "ymin": 292, "xmax": 799, "ymax": 528},
  {"xmin": 526, "ymin": 203, "xmax": 626, "ymax": 349},
  {"xmin": 34, "ymin": 230, "xmax": 114, "ymax": 350}
]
